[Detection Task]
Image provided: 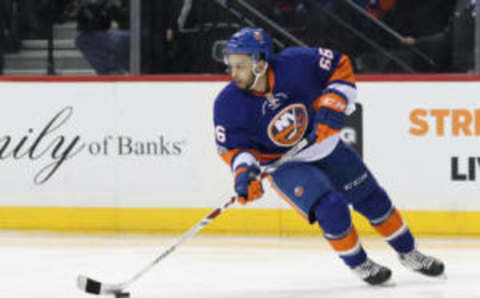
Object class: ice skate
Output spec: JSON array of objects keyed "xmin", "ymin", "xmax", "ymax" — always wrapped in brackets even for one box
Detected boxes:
[
  {"xmin": 399, "ymin": 249, "xmax": 445, "ymax": 278},
  {"xmin": 352, "ymin": 258, "xmax": 393, "ymax": 286}
]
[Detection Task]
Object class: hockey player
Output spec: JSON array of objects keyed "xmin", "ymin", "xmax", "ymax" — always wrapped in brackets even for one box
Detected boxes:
[{"xmin": 213, "ymin": 27, "xmax": 445, "ymax": 285}]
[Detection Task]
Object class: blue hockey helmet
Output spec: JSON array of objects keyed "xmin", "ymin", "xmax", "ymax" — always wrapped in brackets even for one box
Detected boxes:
[{"xmin": 224, "ymin": 27, "xmax": 273, "ymax": 63}]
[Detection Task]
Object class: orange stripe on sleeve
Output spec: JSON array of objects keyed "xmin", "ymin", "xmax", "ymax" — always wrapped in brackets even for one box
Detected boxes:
[
  {"xmin": 328, "ymin": 54, "xmax": 355, "ymax": 85},
  {"xmin": 220, "ymin": 148, "xmax": 283, "ymax": 168},
  {"xmin": 219, "ymin": 149, "xmax": 241, "ymax": 166},
  {"xmin": 328, "ymin": 227, "xmax": 359, "ymax": 252},
  {"xmin": 313, "ymin": 123, "xmax": 340, "ymax": 140},
  {"xmin": 373, "ymin": 209, "xmax": 404, "ymax": 238}
]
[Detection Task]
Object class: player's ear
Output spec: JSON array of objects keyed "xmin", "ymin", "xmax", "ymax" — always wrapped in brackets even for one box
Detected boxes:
[{"xmin": 255, "ymin": 60, "xmax": 267, "ymax": 73}]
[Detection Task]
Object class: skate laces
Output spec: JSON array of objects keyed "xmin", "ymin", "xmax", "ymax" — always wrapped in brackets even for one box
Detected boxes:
[
  {"xmin": 353, "ymin": 259, "xmax": 381, "ymax": 279},
  {"xmin": 401, "ymin": 250, "xmax": 435, "ymax": 270}
]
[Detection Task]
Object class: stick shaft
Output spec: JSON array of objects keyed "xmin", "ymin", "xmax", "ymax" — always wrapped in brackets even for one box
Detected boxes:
[
  {"xmin": 121, "ymin": 197, "xmax": 237, "ymax": 288},
  {"xmin": 93, "ymin": 139, "xmax": 310, "ymax": 293}
]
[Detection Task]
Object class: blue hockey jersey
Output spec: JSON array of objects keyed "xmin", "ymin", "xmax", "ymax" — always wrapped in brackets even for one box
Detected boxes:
[{"xmin": 213, "ymin": 46, "xmax": 357, "ymax": 171}]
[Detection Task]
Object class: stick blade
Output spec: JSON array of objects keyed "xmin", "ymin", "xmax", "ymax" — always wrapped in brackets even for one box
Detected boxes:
[
  {"xmin": 77, "ymin": 275, "xmax": 102, "ymax": 295},
  {"xmin": 77, "ymin": 275, "xmax": 124, "ymax": 295}
]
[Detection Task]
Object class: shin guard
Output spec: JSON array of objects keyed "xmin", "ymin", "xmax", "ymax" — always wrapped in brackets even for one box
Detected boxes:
[
  {"xmin": 314, "ymin": 192, "xmax": 367, "ymax": 267},
  {"xmin": 354, "ymin": 187, "xmax": 415, "ymax": 253}
]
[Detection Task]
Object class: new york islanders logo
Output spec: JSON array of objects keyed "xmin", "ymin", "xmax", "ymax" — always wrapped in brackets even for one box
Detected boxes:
[{"xmin": 267, "ymin": 104, "xmax": 308, "ymax": 147}]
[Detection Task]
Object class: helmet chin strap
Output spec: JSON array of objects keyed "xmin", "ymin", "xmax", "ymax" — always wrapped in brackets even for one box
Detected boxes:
[{"xmin": 249, "ymin": 62, "xmax": 269, "ymax": 91}]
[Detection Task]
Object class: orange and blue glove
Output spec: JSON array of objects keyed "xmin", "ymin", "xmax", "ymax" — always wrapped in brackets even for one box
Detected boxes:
[
  {"xmin": 308, "ymin": 94, "xmax": 347, "ymax": 144},
  {"xmin": 234, "ymin": 163, "xmax": 263, "ymax": 205}
]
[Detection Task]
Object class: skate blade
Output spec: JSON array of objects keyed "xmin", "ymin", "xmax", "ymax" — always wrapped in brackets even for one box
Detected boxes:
[
  {"xmin": 436, "ymin": 273, "xmax": 447, "ymax": 280},
  {"xmin": 378, "ymin": 278, "xmax": 396, "ymax": 287},
  {"xmin": 369, "ymin": 277, "xmax": 396, "ymax": 287}
]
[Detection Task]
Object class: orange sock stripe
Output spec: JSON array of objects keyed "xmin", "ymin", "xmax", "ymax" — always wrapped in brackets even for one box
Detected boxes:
[
  {"xmin": 374, "ymin": 209, "xmax": 404, "ymax": 238},
  {"xmin": 328, "ymin": 227, "xmax": 359, "ymax": 252},
  {"xmin": 267, "ymin": 176, "xmax": 308, "ymax": 221}
]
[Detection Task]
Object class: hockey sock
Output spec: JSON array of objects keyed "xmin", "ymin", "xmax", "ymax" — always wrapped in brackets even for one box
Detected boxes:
[
  {"xmin": 314, "ymin": 192, "xmax": 367, "ymax": 267},
  {"xmin": 354, "ymin": 187, "xmax": 415, "ymax": 253}
]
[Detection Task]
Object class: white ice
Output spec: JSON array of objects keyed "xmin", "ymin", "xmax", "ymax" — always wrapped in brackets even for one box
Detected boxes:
[{"xmin": 1, "ymin": 232, "xmax": 479, "ymax": 298}]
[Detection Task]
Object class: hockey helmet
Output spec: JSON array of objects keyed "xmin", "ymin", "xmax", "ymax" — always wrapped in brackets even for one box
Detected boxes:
[{"xmin": 224, "ymin": 27, "xmax": 273, "ymax": 64}]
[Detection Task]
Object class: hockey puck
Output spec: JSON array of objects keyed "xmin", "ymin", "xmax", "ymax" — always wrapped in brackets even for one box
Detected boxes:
[{"xmin": 114, "ymin": 292, "xmax": 130, "ymax": 298}]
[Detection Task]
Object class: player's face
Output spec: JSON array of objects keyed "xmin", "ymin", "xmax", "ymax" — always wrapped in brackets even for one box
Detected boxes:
[{"xmin": 226, "ymin": 54, "xmax": 255, "ymax": 90}]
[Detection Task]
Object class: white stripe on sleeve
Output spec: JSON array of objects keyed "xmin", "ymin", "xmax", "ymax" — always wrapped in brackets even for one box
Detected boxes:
[{"xmin": 232, "ymin": 151, "xmax": 258, "ymax": 172}]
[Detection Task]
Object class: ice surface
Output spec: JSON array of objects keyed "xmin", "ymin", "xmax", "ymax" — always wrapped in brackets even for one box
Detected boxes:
[{"xmin": 1, "ymin": 232, "xmax": 479, "ymax": 298}]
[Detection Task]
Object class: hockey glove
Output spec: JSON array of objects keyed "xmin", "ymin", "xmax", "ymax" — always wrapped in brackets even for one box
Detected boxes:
[
  {"xmin": 308, "ymin": 95, "xmax": 347, "ymax": 144},
  {"xmin": 234, "ymin": 163, "xmax": 263, "ymax": 205}
]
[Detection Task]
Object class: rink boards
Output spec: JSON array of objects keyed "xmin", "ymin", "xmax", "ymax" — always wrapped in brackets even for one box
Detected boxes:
[{"xmin": 0, "ymin": 75, "xmax": 479, "ymax": 236}]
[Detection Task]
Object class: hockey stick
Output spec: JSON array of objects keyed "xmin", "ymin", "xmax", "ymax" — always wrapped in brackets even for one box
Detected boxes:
[{"xmin": 77, "ymin": 138, "xmax": 309, "ymax": 296}]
